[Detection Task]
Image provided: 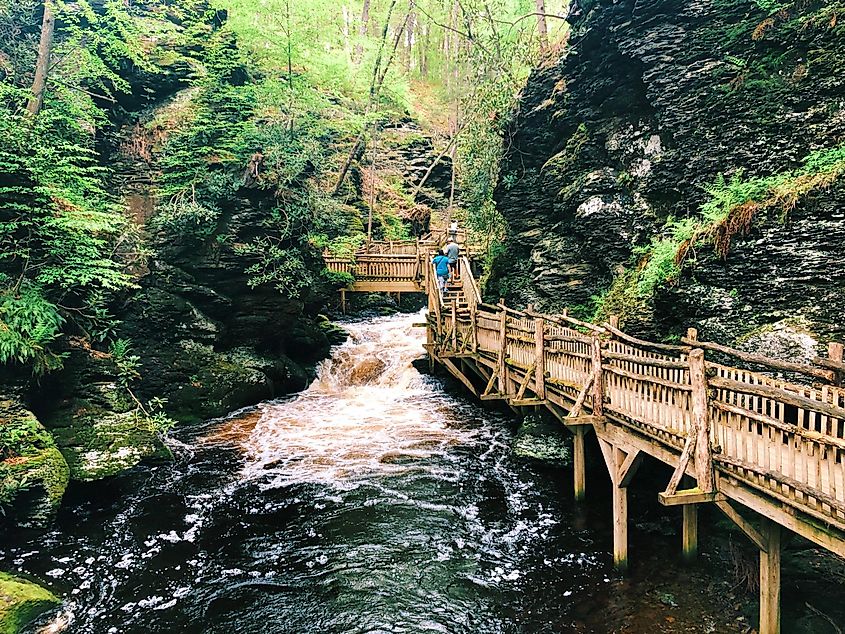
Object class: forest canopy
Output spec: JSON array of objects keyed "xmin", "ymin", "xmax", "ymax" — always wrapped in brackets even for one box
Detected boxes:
[{"xmin": 0, "ymin": 0, "xmax": 569, "ymax": 374}]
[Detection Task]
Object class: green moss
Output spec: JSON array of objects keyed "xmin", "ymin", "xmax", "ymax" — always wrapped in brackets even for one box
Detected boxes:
[
  {"xmin": 512, "ymin": 414, "xmax": 571, "ymax": 465},
  {"xmin": 599, "ymin": 143, "xmax": 845, "ymax": 322},
  {"xmin": 0, "ymin": 400, "xmax": 70, "ymax": 524},
  {"xmin": 0, "ymin": 572, "xmax": 60, "ymax": 634},
  {"xmin": 543, "ymin": 123, "xmax": 588, "ymax": 182}
]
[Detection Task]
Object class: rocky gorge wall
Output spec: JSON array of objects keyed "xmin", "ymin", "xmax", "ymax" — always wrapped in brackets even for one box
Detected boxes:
[{"xmin": 488, "ymin": 0, "xmax": 845, "ymax": 355}]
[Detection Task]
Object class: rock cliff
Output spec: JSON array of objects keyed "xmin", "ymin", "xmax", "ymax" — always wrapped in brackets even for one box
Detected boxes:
[{"xmin": 488, "ymin": 0, "xmax": 845, "ymax": 354}]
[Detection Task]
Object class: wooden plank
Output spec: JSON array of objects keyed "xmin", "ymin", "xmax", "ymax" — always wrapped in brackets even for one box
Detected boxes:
[
  {"xmin": 574, "ymin": 426, "xmax": 587, "ymax": 502},
  {"xmin": 618, "ymin": 449, "xmax": 643, "ymax": 488},
  {"xmin": 612, "ymin": 445, "xmax": 629, "ymax": 573},
  {"xmin": 591, "ymin": 337, "xmax": 604, "ymax": 417},
  {"xmin": 602, "ymin": 364, "xmax": 693, "ymax": 392},
  {"xmin": 440, "ymin": 358, "xmax": 478, "ymax": 397},
  {"xmin": 683, "ymin": 505, "xmax": 698, "ymax": 563},
  {"xmin": 604, "ymin": 351, "xmax": 688, "ymax": 370},
  {"xmin": 498, "ymin": 305, "xmax": 508, "ymax": 394},
  {"xmin": 510, "ymin": 398, "xmax": 548, "ymax": 407},
  {"xmin": 712, "ymin": 400, "xmax": 845, "ymax": 451},
  {"xmin": 718, "ymin": 476, "xmax": 845, "ymax": 558},
  {"xmin": 714, "ymin": 499, "xmax": 767, "ymax": 552},
  {"xmin": 658, "ymin": 489, "xmax": 725, "ymax": 506},
  {"xmin": 665, "ymin": 436, "xmax": 696, "ymax": 496},
  {"xmin": 349, "ymin": 281, "xmax": 421, "ymax": 292},
  {"xmin": 565, "ymin": 415, "xmax": 604, "ymax": 427},
  {"xmin": 535, "ymin": 316, "xmax": 546, "ymax": 399},
  {"xmin": 604, "ymin": 322, "xmax": 690, "ymax": 353},
  {"xmin": 568, "ymin": 376, "xmax": 594, "ymax": 417},
  {"xmin": 759, "ymin": 520, "xmax": 781, "ymax": 634}
]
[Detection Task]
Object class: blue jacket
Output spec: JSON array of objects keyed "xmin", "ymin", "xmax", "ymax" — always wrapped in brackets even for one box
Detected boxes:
[{"xmin": 433, "ymin": 254, "xmax": 450, "ymax": 277}]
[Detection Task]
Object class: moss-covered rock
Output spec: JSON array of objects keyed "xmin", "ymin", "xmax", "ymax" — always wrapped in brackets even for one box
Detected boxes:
[
  {"xmin": 0, "ymin": 572, "xmax": 59, "ymax": 634},
  {"xmin": 512, "ymin": 414, "xmax": 571, "ymax": 465},
  {"xmin": 49, "ymin": 408, "xmax": 170, "ymax": 481},
  {"xmin": 0, "ymin": 399, "xmax": 70, "ymax": 527}
]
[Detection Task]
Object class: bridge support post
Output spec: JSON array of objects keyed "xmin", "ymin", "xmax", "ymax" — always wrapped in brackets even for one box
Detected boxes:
[
  {"xmin": 597, "ymin": 437, "xmax": 641, "ymax": 574},
  {"xmin": 682, "ymin": 504, "xmax": 698, "ymax": 563},
  {"xmin": 573, "ymin": 427, "xmax": 586, "ymax": 502},
  {"xmin": 611, "ymin": 445, "xmax": 628, "ymax": 573},
  {"xmin": 759, "ymin": 519, "xmax": 781, "ymax": 634}
]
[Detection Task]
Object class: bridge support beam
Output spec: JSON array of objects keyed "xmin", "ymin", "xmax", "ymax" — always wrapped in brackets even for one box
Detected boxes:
[
  {"xmin": 759, "ymin": 519, "xmax": 781, "ymax": 634},
  {"xmin": 573, "ymin": 427, "xmax": 586, "ymax": 502},
  {"xmin": 612, "ymin": 445, "xmax": 629, "ymax": 573},
  {"xmin": 598, "ymin": 437, "xmax": 641, "ymax": 573},
  {"xmin": 682, "ymin": 505, "xmax": 698, "ymax": 563}
]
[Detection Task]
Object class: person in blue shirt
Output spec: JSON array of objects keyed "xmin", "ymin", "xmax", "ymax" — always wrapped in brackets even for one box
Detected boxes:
[{"xmin": 432, "ymin": 252, "xmax": 450, "ymax": 295}]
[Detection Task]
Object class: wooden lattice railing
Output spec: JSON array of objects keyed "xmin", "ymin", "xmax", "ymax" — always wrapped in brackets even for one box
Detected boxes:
[{"xmin": 430, "ymin": 267, "xmax": 845, "ymax": 542}]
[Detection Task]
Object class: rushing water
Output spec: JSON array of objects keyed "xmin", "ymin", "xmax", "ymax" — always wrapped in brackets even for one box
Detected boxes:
[{"xmin": 2, "ymin": 313, "xmax": 742, "ymax": 634}]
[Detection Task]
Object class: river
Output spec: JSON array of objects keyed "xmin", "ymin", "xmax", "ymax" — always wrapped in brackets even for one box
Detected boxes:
[{"xmin": 1, "ymin": 313, "xmax": 745, "ymax": 633}]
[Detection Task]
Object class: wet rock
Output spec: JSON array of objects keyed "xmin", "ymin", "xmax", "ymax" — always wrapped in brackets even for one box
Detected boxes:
[
  {"xmin": 512, "ymin": 414, "xmax": 571, "ymax": 465},
  {"xmin": 0, "ymin": 399, "xmax": 69, "ymax": 527},
  {"xmin": 318, "ymin": 316, "xmax": 349, "ymax": 347},
  {"xmin": 349, "ymin": 358, "xmax": 387, "ymax": 385},
  {"xmin": 0, "ymin": 572, "xmax": 59, "ymax": 634}
]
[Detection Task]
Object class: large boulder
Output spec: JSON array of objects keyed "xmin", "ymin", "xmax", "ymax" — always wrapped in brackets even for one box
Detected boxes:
[
  {"xmin": 0, "ymin": 399, "xmax": 69, "ymax": 527},
  {"xmin": 0, "ymin": 572, "xmax": 59, "ymax": 634}
]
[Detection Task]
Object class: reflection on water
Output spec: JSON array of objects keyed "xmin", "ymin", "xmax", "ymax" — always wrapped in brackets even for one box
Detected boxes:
[{"xmin": 1, "ymin": 313, "xmax": 739, "ymax": 634}]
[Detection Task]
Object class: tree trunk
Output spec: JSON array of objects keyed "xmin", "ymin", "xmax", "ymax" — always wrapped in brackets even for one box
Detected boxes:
[
  {"xmin": 535, "ymin": 0, "xmax": 549, "ymax": 54},
  {"xmin": 353, "ymin": 0, "xmax": 371, "ymax": 64},
  {"xmin": 27, "ymin": 0, "xmax": 55, "ymax": 116},
  {"xmin": 333, "ymin": 0, "xmax": 401, "ymax": 195}
]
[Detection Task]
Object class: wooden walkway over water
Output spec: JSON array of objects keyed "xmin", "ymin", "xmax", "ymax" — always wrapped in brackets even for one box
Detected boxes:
[{"xmin": 325, "ymin": 241, "xmax": 845, "ymax": 634}]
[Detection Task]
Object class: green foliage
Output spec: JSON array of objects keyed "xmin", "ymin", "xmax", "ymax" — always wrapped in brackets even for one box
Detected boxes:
[
  {"xmin": 234, "ymin": 239, "xmax": 314, "ymax": 298},
  {"xmin": 601, "ymin": 143, "xmax": 845, "ymax": 321},
  {"xmin": 109, "ymin": 338, "xmax": 141, "ymax": 388},
  {"xmin": 320, "ymin": 269, "xmax": 355, "ymax": 288},
  {"xmin": 0, "ymin": 280, "xmax": 65, "ymax": 372},
  {"xmin": 0, "ymin": 412, "xmax": 53, "ymax": 461}
]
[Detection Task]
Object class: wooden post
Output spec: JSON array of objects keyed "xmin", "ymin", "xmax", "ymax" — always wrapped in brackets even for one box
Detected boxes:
[
  {"xmin": 591, "ymin": 337, "xmax": 604, "ymax": 417},
  {"xmin": 682, "ymin": 505, "xmax": 698, "ymax": 563},
  {"xmin": 612, "ymin": 445, "xmax": 628, "ymax": 573},
  {"xmin": 689, "ymin": 345, "xmax": 714, "ymax": 492},
  {"xmin": 451, "ymin": 299, "xmax": 457, "ymax": 350},
  {"xmin": 759, "ymin": 520, "xmax": 781, "ymax": 634},
  {"xmin": 470, "ymin": 304, "xmax": 478, "ymax": 353},
  {"xmin": 498, "ymin": 299, "xmax": 508, "ymax": 394},
  {"xmin": 534, "ymin": 315, "xmax": 546, "ymax": 399},
  {"xmin": 573, "ymin": 427, "xmax": 586, "ymax": 502},
  {"xmin": 340, "ymin": 289, "xmax": 347, "ymax": 315},
  {"xmin": 829, "ymin": 341, "xmax": 844, "ymax": 385}
]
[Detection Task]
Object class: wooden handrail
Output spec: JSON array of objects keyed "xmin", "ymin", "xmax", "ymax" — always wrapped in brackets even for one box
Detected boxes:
[{"xmin": 427, "ymin": 256, "xmax": 845, "ymax": 536}]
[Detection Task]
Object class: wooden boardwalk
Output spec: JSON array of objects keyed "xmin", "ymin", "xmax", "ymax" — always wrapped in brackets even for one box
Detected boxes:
[{"xmin": 326, "ymin": 242, "xmax": 845, "ymax": 634}]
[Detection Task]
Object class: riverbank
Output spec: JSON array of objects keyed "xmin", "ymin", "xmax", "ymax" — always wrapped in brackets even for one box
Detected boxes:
[{"xmin": 0, "ymin": 312, "xmax": 774, "ymax": 634}]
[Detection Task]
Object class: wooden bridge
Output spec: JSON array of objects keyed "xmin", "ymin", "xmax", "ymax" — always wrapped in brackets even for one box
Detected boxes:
[{"xmin": 325, "ymin": 241, "xmax": 845, "ymax": 634}]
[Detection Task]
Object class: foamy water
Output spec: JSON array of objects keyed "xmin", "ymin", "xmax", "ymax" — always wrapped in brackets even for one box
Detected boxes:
[{"xmin": 242, "ymin": 312, "xmax": 478, "ymax": 487}]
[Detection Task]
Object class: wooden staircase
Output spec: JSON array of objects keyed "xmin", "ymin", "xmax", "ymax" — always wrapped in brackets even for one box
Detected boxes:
[{"xmin": 441, "ymin": 277, "xmax": 471, "ymax": 317}]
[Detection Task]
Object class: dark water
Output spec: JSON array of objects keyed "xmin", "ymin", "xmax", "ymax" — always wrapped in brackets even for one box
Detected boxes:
[{"xmin": 1, "ymin": 314, "xmax": 741, "ymax": 634}]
